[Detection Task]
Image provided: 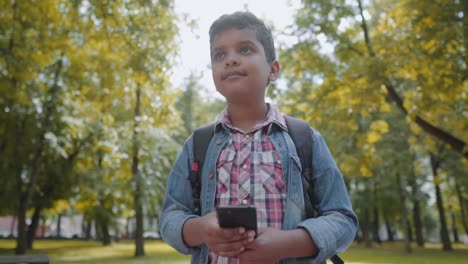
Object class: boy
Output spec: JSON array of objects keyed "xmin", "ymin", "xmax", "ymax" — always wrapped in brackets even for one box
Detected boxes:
[{"xmin": 160, "ymin": 11, "xmax": 357, "ymax": 264}]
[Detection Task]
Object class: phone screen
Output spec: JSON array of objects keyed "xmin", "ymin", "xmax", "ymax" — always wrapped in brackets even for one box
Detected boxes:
[{"xmin": 216, "ymin": 205, "xmax": 257, "ymax": 233}]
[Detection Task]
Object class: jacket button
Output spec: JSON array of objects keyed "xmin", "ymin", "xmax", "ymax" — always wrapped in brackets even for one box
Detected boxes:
[
  {"xmin": 208, "ymin": 172, "xmax": 214, "ymax": 179},
  {"xmin": 216, "ymin": 139, "xmax": 222, "ymax": 145}
]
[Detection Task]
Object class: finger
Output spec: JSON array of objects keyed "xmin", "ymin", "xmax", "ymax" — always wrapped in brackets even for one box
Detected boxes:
[
  {"xmin": 243, "ymin": 239, "xmax": 257, "ymax": 250},
  {"xmin": 239, "ymin": 251, "xmax": 256, "ymax": 263},
  {"xmin": 217, "ymin": 227, "xmax": 247, "ymax": 241},
  {"xmin": 256, "ymin": 227, "xmax": 266, "ymax": 234},
  {"xmin": 216, "ymin": 239, "xmax": 250, "ymax": 255},
  {"xmin": 217, "ymin": 246, "xmax": 245, "ymax": 257},
  {"xmin": 241, "ymin": 230, "xmax": 256, "ymax": 245}
]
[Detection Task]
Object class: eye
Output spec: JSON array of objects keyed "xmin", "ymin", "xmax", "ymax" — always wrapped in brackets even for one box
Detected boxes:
[
  {"xmin": 213, "ymin": 51, "xmax": 225, "ymax": 61},
  {"xmin": 240, "ymin": 46, "xmax": 252, "ymax": 55}
]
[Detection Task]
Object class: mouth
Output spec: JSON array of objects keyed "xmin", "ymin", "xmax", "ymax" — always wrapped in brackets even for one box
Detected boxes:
[{"xmin": 222, "ymin": 70, "xmax": 247, "ymax": 80}]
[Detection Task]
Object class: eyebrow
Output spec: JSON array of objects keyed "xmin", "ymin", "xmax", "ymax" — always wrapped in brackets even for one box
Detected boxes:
[
  {"xmin": 211, "ymin": 47, "xmax": 223, "ymax": 53},
  {"xmin": 211, "ymin": 40, "xmax": 258, "ymax": 53},
  {"xmin": 238, "ymin": 40, "xmax": 257, "ymax": 46}
]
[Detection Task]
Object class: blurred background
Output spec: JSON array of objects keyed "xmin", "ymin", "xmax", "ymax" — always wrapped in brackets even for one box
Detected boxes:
[{"xmin": 0, "ymin": 0, "xmax": 466, "ymax": 263}]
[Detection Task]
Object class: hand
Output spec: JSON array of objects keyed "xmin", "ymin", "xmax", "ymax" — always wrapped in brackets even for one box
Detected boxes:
[
  {"xmin": 200, "ymin": 212, "xmax": 256, "ymax": 257},
  {"xmin": 239, "ymin": 227, "xmax": 286, "ymax": 264}
]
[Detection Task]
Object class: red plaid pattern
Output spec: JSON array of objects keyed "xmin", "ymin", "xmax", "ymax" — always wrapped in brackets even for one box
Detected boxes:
[{"xmin": 210, "ymin": 104, "xmax": 287, "ymax": 264}]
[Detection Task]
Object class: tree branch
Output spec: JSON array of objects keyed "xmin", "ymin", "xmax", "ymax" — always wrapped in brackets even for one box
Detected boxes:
[
  {"xmin": 356, "ymin": 0, "xmax": 467, "ymax": 158},
  {"xmin": 0, "ymin": 1, "xmax": 18, "ymax": 56},
  {"xmin": 386, "ymin": 83, "xmax": 466, "ymax": 157},
  {"xmin": 357, "ymin": 0, "xmax": 375, "ymax": 57}
]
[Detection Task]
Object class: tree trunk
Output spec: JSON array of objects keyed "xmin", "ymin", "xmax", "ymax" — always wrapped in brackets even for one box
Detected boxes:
[
  {"xmin": 13, "ymin": 114, "xmax": 26, "ymax": 254},
  {"xmin": 26, "ymin": 205, "xmax": 42, "ymax": 249},
  {"xmin": 454, "ymin": 178, "xmax": 468, "ymax": 234},
  {"xmin": 396, "ymin": 172, "xmax": 412, "ymax": 253},
  {"xmin": 383, "ymin": 212, "xmax": 394, "ymax": 242},
  {"xmin": 40, "ymin": 216, "xmax": 46, "ymax": 238},
  {"xmin": 372, "ymin": 178, "xmax": 381, "ymax": 244},
  {"xmin": 15, "ymin": 202, "xmax": 27, "ymax": 255},
  {"xmin": 10, "ymin": 215, "xmax": 16, "ymax": 237},
  {"xmin": 96, "ymin": 194, "xmax": 111, "ymax": 246},
  {"xmin": 134, "ymin": 187, "xmax": 145, "ymax": 255},
  {"xmin": 126, "ymin": 217, "xmax": 131, "ymax": 239},
  {"xmin": 413, "ymin": 200, "xmax": 424, "ymax": 247},
  {"xmin": 408, "ymin": 168, "xmax": 424, "ymax": 247},
  {"xmin": 82, "ymin": 218, "xmax": 92, "ymax": 240},
  {"xmin": 86, "ymin": 219, "xmax": 92, "ymax": 240},
  {"xmin": 15, "ymin": 56, "xmax": 63, "ymax": 255},
  {"xmin": 56, "ymin": 214, "xmax": 62, "ymax": 238},
  {"xmin": 114, "ymin": 226, "xmax": 120, "ymax": 242},
  {"xmin": 81, "ymin": 219, "xmax": 85, "ymax": 239},
  {"xmin": 132, "ymin": 86, "xmax": 145, "ymax": 257},
  {"xmin": 100, "ymin": 219, "xmax": 111, "ymax": 246},
  {"xmin": 408, "ymin": 220, "xmax": 414, "ymax": 242},
  {"xmin": 430, "ymin": 153, "xmax": 452, "ymax": 251},
  {"xmin": 95, "ymin": 220, "xmax": 102, "ymax": 241},
  {"xmin": 361, "ymin": 206, "xmax": 371, "ymax": 247},
  {"xmin": 451, "ymin": 211, "xmax": 459, "ymax": 243}
]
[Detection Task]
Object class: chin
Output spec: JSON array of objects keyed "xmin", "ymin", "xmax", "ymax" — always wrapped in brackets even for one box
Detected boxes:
[{"xmin": 217, "ymin": 85, "xmax": 244, "ymax": 96}]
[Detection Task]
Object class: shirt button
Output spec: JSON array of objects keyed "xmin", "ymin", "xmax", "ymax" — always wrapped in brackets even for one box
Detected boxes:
[
  {"xmin": 242, "ymin": 199, "xmax": 248, "ymax": 205},
  {"xmin": 242, "ymin": 164, "xmax": 248, "ymax": 170},
  {"xmin": 277, "ymin": 160, "xmax": 282, "ymax": 164},
  {"xmin": 244, "ymin": 134, "xmax": 250, "ymax": 139}
]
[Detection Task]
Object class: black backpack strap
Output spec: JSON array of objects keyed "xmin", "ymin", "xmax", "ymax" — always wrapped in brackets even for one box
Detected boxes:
[
  {"xmin": 190, "ymin": 123, "xmax": 215, "ymax": 215},
  {"xmin": 284, "ymin": 115, "xmax": 316, "ymax": 218},
  {"xmin": 284, "ymin": 115, "xmax": 344, "ymax": 264}
]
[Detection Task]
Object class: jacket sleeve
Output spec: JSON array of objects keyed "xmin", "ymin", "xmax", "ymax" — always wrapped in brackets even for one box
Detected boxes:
[
  {"xmin": 296, "ymin": 129, "xmax": 358, "ymax": 264},
  {"xmin": 159, "ymin": 136, "xmax": 200, "ymax": 255}
]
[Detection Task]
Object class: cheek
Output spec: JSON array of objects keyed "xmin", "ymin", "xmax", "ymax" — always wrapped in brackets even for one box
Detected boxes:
[
  {"xmin": 249, "ymin": 66, "xmax": 269, "ymax": 84},
  {"xmin": 212, "ymin": 68, "xmax": 223, "ymax": 90},
  {"xmin": 212, "ymin": 66, "xmax": 222, "ymax": 80}
]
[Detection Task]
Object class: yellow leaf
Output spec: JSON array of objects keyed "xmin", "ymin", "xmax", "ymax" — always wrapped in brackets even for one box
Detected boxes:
[
  {"xmin": 360, "ymin": 165, "xmax": 372, "ymax": 177},
  {"xmin": 50, "ymin": 200, "xmax": 70, "ymax": 214},
  {"xmin": 408, "ymin": 136, "xmax": 418, "ymax": 145},
  {"xmin": 379, "ymin": 102, "xmax": 391, "ymax": 113},
  {"xmin": 370, "ymin": 120, "xmax": 389, "ymax": 133},
  {"xmin": 367, "ymin": 131, "xmax": 381, "ymax": 144}
]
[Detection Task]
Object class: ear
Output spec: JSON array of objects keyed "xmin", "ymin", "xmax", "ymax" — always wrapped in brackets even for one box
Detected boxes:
[{"xmin": 268, "ymin": 60, "xmax": 280, "ymax": 81}]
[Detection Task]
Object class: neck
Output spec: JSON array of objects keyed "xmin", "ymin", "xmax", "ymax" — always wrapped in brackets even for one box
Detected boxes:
[{"xmin": 227, "ymin": 101, "xmax": 268, "ymax": 132}]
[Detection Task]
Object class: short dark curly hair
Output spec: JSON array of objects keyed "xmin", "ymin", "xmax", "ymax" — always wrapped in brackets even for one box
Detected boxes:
[{"xmin": 209, "ymin": 11, "xmax": 276, "ymax": 63}]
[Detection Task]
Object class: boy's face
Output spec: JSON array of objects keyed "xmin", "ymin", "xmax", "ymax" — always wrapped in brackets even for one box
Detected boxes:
[{"xmin": 211, "ymin": 27, "xmax": 279, "ymax": 105}]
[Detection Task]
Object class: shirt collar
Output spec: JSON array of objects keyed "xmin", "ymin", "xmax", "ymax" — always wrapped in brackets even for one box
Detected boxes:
[{"xmin": 215, "ymin": 103, "xmax": 287, "ymax": 133}]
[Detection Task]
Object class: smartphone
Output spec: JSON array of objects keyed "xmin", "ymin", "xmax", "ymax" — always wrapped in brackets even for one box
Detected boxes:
[{"xmin": 216, "ymin": 205, "xmax": 257, "ymax": 233}]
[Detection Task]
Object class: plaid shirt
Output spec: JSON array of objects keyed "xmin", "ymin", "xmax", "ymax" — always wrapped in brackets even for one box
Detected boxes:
[{"xmin": 210, "ymin": 104, "xmax": 287, "ymax": 264}]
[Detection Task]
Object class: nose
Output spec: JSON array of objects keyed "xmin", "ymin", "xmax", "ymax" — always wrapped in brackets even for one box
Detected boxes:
[{"xmin": 225, "ymin": 53, "xmax": 239, "ymax": 67}]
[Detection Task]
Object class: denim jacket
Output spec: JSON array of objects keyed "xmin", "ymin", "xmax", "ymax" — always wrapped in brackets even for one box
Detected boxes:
[{"xmin": 160, "ymin": 122, "xmax": 358, "ymax": 264}]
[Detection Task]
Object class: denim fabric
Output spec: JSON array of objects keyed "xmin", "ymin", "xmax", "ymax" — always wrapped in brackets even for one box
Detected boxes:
[{"xmin": 160, "ymin": 123, "xmax": 358, "ymax": 264}]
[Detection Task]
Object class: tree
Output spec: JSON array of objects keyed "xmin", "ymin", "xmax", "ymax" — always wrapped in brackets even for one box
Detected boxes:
[
  {"xmin": 281, "ymin": 0, "xmax": 466, "ymax": 160},
  {"xmin": 0, "ymin": 0, "xmax": 179, "ymax": 254},
  {"xmin": 429, "ymin": 147, "xmax": 452, "ymax": 250},
  {"xmin": 278, "ymin": 0, "xmax": 465, "ymax": 251},
  {"xmin": 174, "ymin": 72, "xmax": 226, "ymax": 144},
  {"xmin": 0, "ymin": 0, "xmax": 72, "ymax": 253}
]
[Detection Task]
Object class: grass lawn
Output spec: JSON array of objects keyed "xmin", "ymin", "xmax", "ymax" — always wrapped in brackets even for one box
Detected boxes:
[
  {"xmin": 0, "ymin": 239, "xmax": 189, "ymax": 264},
  {"xmin": 340, "ymin": 242, "xmax": 468, "ymax": 264},
  {"xmin": 1, "ymin": 239, "xmax": 467, "ymax": 263}
]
